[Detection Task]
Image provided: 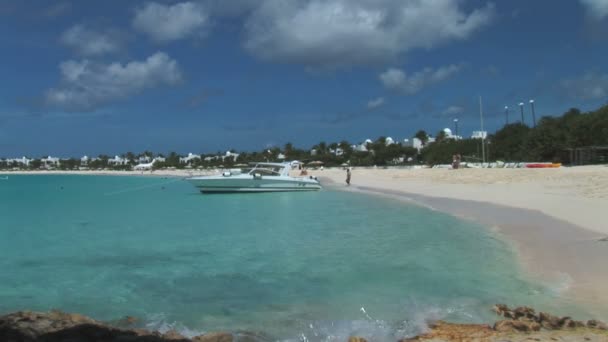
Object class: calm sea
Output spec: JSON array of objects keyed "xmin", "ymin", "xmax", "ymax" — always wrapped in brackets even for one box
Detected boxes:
[{"xmin": 0, "ymin": 175, "xmax": 571, "ymax": 340}]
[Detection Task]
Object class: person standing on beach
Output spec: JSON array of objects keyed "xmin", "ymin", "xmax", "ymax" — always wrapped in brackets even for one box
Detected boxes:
[{"xmin": 346, "ymin": 168, "xmax": 351, "ymax": 185}]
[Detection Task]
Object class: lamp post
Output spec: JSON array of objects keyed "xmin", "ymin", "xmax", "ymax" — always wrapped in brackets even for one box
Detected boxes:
[
  {"xmin": 504, "ymin": 106, "xmax": 509, "ymax": 125},
  {"xmin": 453, "ymin": 118, "xmax": 459, "ymax": 139},
  {"xmin": 529, "ymin": 99, "xmax": 537, "ymax": 127},
  {"xmin": 519, "ymin": 102, "xmax": 525, "ymax": 124},
  {"xmin": 479, "ymin": 96, "xmax": 485, "ymax": 164}
]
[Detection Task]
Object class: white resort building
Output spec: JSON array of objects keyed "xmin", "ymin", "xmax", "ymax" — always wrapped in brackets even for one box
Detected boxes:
[
  {"xmin": 180, "ymin": 153, "xmax": 201, "ymax": 165},
  {"xmin": 403, "ymin": 138, "xmax": 424, "ymax": 152},
  {"xmin": 2, "ymin": 157, "xmax": 33, "ymax": 167},
  {"xmin": 107, "ymin": 156, "xmax": 130, "ymax": 166},
  {"xmin": 41, "ymin": 156, "xmax": 60, "ymax": 168},
  {"xmin": 471, "ymin": 131, "xmax": 488, "ymax": 139}
]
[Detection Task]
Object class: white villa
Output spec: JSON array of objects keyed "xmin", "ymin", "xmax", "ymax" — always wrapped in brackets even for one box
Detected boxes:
[
  {"xmin": 2, "ymin": 156, "xmax": 33, "ymax": 167},
  {"xmin": 202, "ymin": 151, "xmax": 239, "ymax": 163},
  {"xmin": 403, "ymin": 138, "xmax": 424, "ymax": 151},
  {"xmin": 107, "ymin": 155, "xmax": 130, "ymax": 166},
  {"xmin": 471, "ymin": 131, "xmax": 488, "ymax": 139},
  {"xmin": 180, "ymin": 153, "xmax": 201, "ymax": 164},
  {"xmin": 353, "ymin": 139, "xmax": 373, "ymax": 152},
  {"xmin": 224, "ymin": 151, "xmax": 239, "ymax": 162},
  {"xmin": 138, "ymin": 156, "xmax": 152, "ymax": 163},
  {"xmin": 41, "ymin": 156, "xmax": 60, "ymax": 168}
]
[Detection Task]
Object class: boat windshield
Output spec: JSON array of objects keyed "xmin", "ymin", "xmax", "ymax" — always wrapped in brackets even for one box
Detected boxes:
[{"xmin": 249, "ymin": 164, "xmax": 285, "ymax": 176}]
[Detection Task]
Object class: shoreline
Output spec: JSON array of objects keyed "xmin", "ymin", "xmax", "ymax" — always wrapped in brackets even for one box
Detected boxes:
[{"xmin": 317, "ymin": 168, "xmax": 608, "ymax": 319}]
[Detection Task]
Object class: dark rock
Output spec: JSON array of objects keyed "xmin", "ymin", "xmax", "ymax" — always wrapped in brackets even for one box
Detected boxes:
[
  {"xmin": 513, "ymin": 306, "xmax": 537, "ymax": 320},
  {"xmin": 539, "ymin": 312, "xmax": 561, "ymax": 329},
  {"xmin": 559, "ymin": 317, "xmax": 585, "ymax": 329},
  {"xmin": 587, "ymin": 319, "xmax": 608, "ymax": 330},
  {"xmin": 192, "ymin": 332, "xmax": 234, "ymax": 342},
  {"xmin": 0, "ymin": 310, "xmax": 192, "ymax": 341},
  {"xmin": 492, "ymin": 304, "xmax": 509, "ymax": 316}
]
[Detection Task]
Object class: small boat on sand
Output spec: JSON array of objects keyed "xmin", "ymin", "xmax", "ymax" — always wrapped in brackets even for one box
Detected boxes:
[{"xmin": 525, "ymin": 163, "xmax": 561, "ymax": 168}]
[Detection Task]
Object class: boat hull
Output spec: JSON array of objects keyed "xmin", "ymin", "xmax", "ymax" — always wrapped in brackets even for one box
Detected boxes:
[{"xmin": 187, "ymin": 176, "xmax": 322, "ymax": 193}]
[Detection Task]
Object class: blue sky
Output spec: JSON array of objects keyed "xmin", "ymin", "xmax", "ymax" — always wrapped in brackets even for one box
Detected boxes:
[{"xmin": 1, "ymin": 0, "xmax": 607, "ymax": 157}]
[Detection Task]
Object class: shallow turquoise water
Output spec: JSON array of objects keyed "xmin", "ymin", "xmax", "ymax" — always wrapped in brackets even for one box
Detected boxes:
[{"xmin": 0, "ymin": 175, "xmax": 564, "ymax": 340}]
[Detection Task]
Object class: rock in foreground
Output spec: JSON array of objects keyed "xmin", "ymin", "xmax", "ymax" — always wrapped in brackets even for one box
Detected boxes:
[
  {"xmin": 0, "ymin": 310, "xmax": 231, "ymax": 342},
  {"xmin": 1, "ymin": 306, "xmax": 607, "ymax": 342}
]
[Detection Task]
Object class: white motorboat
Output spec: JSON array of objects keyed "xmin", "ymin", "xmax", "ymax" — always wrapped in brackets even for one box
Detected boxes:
[{"xmin": 186, "ymin": 162, "xmax": 322, "ymax": 193}]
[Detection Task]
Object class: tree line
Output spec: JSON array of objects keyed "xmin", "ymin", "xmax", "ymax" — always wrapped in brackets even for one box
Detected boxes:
[
  {"xmin": 2, "ymin": 105, "xmax": 607, "ymax": 170},
  {"xmin": 421, "ymin": 105, "xmax": 608, "ymax": 165}
]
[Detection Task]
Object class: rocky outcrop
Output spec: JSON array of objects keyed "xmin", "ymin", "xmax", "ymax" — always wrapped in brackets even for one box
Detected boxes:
[
  {"xmin": 401, "ymin": 321, "xmax": 495, "ymax": 341},
  {"xmin": 1, "ymin": 306, "xmax": 607, "ymax": 342},
  {"xmin": 192, "ymin": 332, "xmax": 233, "ymax": 342},
  {"xmin": 492, "ymin": 304, "xmax": 603, "ymax": 331},
  {"xmin": 0, "ymin": 310, "xmax": 216, "ymax": 342}
]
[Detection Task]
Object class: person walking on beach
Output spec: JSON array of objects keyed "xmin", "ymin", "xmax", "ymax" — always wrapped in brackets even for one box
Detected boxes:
[
  {"xmin": 346, "ymin": 167, "xmax": 351, "ymax": 185},
  {"xmin": 452, "ymin": 154, "xmax": 461, "ymax": 169}
]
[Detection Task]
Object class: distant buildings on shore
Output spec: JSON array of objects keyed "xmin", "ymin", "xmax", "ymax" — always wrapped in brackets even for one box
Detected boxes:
[
  {"xmin": 2, "ymin": 127, "xmax": 489, "ymax": 170},
  {"xmin": 0, "ymin": 150, "xmax": 242, "ymax": 171}
]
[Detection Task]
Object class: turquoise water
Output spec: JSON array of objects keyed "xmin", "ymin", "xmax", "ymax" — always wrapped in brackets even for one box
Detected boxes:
[{"xmin": 0, "ymin": 175, "xmax": 563, "ymax": 340}]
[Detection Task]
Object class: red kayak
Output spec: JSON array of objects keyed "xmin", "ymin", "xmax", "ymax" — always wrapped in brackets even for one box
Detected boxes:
[{"xmin": 525, "ymin": 163, "xmax": 561, "ymax": 168}]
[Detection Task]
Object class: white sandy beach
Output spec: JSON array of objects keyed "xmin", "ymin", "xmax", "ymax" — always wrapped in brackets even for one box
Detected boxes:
[{"xmin": 315, "ymin": 165, "xmax": 608, "ymax": 235}]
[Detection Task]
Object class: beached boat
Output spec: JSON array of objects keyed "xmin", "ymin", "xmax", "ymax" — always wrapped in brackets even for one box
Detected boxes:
[{"xmin": 186, "ymin": 162, "xmax": 322, "ymax": 193}]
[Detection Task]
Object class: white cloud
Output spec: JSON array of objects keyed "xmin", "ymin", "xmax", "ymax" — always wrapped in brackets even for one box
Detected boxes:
[
  {"xmin": 580, "ymin": 0, "xmax": 608, "ymax": 19},
  {"xmin": 244, "ymin": 0, "xmax": 494, "ymax": 67},
  {"xmin": 367, "ymin": 97, "xmax": 385, "ymax": 109},
  {"xmin": 379, "ymin": 64, "xmax": 463, "ymax": 94},
  {"xmin": 561, "ymin": 72, "xmax": 608, "ymax": 100},
  {"xmin": 61, "ymin": 25, "xmax": 121, "ymax": 56},
  {"xmin": 133, "ymin": 2, "xmax": 209, "ymax": 42},
  {"xmin": 45, "ymin": 52, "xmax": 182, "ymax": 111},
  {"xmin": 442, "ymin": 105, "xmax": 464, "ymax": 115}
]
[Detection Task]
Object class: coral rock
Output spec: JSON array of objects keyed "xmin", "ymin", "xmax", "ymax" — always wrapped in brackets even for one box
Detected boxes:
[
  {"xmin": 539, "ymin": 312, "xmax": 561, "ymax": 329},
  {"xmin": 348, "ymin": 337, "xmax": 367, "ymax": 342},
  {"xmin": 494, "ymin": 319, "xmax": 541, "ymax": 332},
  {"xmin": 587, "ymin": 319, "xmax": 608, "ymax": 330},
  {"xmin": 193, "ymin": 332, "xmax": 234, "ymax": 342},
  {"xmin": 513, "ymin": 306, "xmax": 536, "ymax": 320}
]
